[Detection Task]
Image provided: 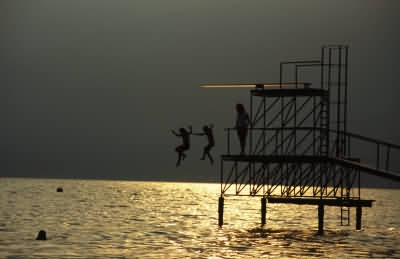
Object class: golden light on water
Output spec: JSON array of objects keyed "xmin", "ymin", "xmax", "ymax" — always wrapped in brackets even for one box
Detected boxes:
[{"xmin": 2, "ymin": 179, "xmax": 400, "ymax": 258}]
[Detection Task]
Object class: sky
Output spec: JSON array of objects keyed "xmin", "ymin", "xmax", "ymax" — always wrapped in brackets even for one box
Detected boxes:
[{"xmin": 1, "ymin": 1, "xmax": 400, "ymax": 185}]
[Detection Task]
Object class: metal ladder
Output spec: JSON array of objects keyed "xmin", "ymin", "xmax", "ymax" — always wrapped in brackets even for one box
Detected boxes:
[
  {"xmin": 340, "ymin": 206, "xmax": 350, "ymax": 226},
  {"xmin": 320, "ymin": 94, "xmax": 330, "ymax": 156}
]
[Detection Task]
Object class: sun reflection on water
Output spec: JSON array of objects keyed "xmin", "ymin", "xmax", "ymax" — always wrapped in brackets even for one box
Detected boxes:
[{"xmin": 0, "ymin": 178, "xmax": 399, "ymax": 258}]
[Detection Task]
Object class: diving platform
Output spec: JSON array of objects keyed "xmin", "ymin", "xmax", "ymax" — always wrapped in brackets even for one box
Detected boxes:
[
  {"xmin": 204, "ymin": 45, "xmax": 400, "ymax": 234},
  {"xmin": 221, "ymin": 154, "xmax": 400, "ymax": 182},
  {"xmin": 252, "ymin": 87, "xmax": 328, "ymax": 97},
  {"xmin": 201, "ymin": 82, "xmax": 328, "ymax": 97},
  {"xmin": 267, "ymin": 197, "xmax": 373, "ymax": 207},
  {"xmin": 221, "ymin": 154, "xmax": 328, "ymax": 163}
]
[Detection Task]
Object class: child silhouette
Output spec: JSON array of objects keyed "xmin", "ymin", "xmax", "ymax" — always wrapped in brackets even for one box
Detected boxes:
[
  {"xmin": 193, "ymin": 124, "xmax": 215, "ymax": 164},
  {"xmin": 172, "ymin": 126, "xmax": 192, "ymax": 167}
]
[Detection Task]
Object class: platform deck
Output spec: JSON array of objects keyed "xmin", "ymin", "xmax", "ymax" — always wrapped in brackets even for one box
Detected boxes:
[
  {"xmin": 267, "ymin": 197, "xmax": 374, "ymax": 207},
  {"xmin": 221, "ymin": 154, "xmax": 400, "ymax": 181},
  {"xmin": 251, "ymin": 87, "xmax": 328, "ymax": 97},
  {"xmin": 221, "ymin": 154, "xmax": 328, "ymax": 163}
]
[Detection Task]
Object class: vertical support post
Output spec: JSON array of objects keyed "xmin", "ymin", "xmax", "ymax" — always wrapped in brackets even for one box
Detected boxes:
[
  {"xmin": 249, "ymin": 92, "xmax": 253, "ymax": 155},
  {"xmin": 386, "ymin": 146, "xmax": 390, "ymax": 171},
  {"xmin": 358, "ymin": 167, "xmax": 361, "ymax": 198},
  {"xmin": 261, "ymin": 197, "xmax": 267, "ymax": 225},
  {"xmin": 227, "ymin": 129, "xmax": 230, "ymax": 155},
  {"xmin": 337, "ymin": 47, "xmax": 342, "ymax": 155},
  {"xmin": 343, "ymin": 46, "xmax": 350, "ymax": 156},
  {"xmin": 218, "ymin": 196, "xmax": 224, "ymax": 227},
  {"xmin": 321, "ymin": 46, "xmax": 325, "ymax": 90},
  {"xmin": 263, "ymin": 97, "xmax": 266, "ymax": 156},
  {"xmin": 318, "ymin": 204, "xmax": 324, "ymax": 235},
  {"xmin": 313, "ymin": 96, "xmax": 316, "ymax": 156},
  {"xmin": 294, "ymin": 66, "xmax": 298, "ymax": 156},
  {"xmin": 356, "ymin": 206, "xmax": 362, "ymax": 230},
  {"xmin": 344, "ymin": 46, "xmax": 349, "ymax": 156},
  {"xmin": 376, "ymin": 144, "xmax": 380, "ymax": 169},
  {"xmin": 220, "ymin": 159, "xmax": 224, "ymax": 194}
]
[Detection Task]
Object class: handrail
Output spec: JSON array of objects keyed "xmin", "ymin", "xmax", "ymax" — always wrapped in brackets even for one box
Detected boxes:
[
  {"xmin": 225, "ymin": 127, "xmax": 400, "ymax": 149},
  {"xmin": 224, "ymin": 126, "xmax": 400, "ymax": 174}
]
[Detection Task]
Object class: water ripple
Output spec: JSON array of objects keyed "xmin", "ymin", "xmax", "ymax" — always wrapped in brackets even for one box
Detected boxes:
[{"xmin": 1, "ymin": 179, "xmax": 400, "ymax": 258}]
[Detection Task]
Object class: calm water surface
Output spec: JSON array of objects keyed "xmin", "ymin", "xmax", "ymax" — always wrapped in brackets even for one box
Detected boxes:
[{"xmin": 1, "ymin": 178, "xmax": 399, "ymax": 258}]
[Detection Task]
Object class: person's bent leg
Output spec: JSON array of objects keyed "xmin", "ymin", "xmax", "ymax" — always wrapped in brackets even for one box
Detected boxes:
[
  {"xmin": 241, "ymin": 128, "xmax": 248, "ymax": 154},
  {"xmin": 176, "ymin": 152, "xmax": 182, "ymax": 167},
  {"xmin": 205, "ymin": 144, "xmax": 214, "ymax": 164},
  {"xmin": 207, "ymin": 152, "xmax": 214, "ymax": 164},
  {"xmin": 201, "ymin": 146, "xmax": 207, "ymax": 160},
  {"xmin": 238, "ymin": 128, "xmax": 247, "ymax": 154}
]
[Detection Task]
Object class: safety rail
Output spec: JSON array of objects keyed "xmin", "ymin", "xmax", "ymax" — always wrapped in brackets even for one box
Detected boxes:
[
  {"xmin": 224, "ymin": 127, "xmax": 326, "ymax": 156},
  {"xmin": 223, "ymin": 127, "xmax": 400, "ymax": 179},
  {"xmin": 344, "ymin": 131, "xmax": 400, "ymax": 173}
]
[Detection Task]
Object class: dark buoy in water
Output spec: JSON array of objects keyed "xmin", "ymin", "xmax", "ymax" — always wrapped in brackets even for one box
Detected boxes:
[
  {"xmin": 36, "ymin": 230, "xmax": 46, "ymax": 240},
  {"xmin": 57, "ymin": 187, "xmax": 63, "ymax": 192}
]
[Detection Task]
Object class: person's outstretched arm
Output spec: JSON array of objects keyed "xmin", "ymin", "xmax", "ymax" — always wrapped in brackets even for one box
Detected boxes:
[{"xmin": 192, "ymin": 132, "xmax": 205, "ymax": 136}]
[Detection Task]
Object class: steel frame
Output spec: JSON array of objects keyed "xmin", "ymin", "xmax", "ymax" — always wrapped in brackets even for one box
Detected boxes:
[
  {"xmin": 221, "ymin": 46, "xmax": 357, "ymax": 199},
  {"xmin": 216, "ymin": 45, "xmax": 400, "ymax": 229},
  {"xmin": 220, "ymin": 45, "xmax": 400, "ymax": 205}
]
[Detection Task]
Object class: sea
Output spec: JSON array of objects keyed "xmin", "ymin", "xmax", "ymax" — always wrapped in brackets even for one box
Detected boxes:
[{"xmin": 1, "ymin": 178, "xmax": 399, "ymax": 259}]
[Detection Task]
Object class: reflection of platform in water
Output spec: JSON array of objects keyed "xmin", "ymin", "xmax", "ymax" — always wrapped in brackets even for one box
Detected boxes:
[{"xmin": 204, "ymin": 45, "xmax": 400, "ymax": 234}]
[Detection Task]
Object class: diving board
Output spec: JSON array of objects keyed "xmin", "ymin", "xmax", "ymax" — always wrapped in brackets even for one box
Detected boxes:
[{"xmin": 201, "ymin": 82, "xmax": 312, "ymax": 89}]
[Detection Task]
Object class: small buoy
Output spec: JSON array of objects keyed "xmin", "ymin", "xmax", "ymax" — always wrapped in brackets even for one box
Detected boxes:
[
  {"xmin": 36, "ymin": 230, "xmax": 46, "ymax": 240},
  {"xmin": 57, "ymin": 187, "xmax": 63, "ymax": 192}
]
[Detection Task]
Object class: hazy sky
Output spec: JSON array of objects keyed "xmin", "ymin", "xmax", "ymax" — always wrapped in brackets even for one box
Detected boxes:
[{"xmin": 1, "ymin": 1, "xmax": 400, "ymax": 184}]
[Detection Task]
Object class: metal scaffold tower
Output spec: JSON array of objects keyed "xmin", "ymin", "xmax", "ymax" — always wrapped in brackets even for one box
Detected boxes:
[{"xmin": 206, "ymin": 45, "xmax": 400, "ymax": 234}]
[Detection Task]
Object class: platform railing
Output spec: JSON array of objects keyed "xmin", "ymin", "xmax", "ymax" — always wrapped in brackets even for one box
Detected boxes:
[
  {"xmin": 343, "ymin": 131, "xmax": 400, "ymax": 173},
  {"xmin": 223, "ymin": 127, "xmax": 400, "ymax": 179},
  {"xmin": 224, "ymin": 127, "xmax": 324, "ymax": 156}
]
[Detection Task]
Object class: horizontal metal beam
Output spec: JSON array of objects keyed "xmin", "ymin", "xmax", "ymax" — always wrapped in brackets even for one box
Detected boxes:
[
  {"xmin": 221, "ymin": 154, "xmax": 328, "ymax": 163},
  {"xmin": 267, "ymin": 197, "xmax": 373, "ymax": 207},
  {"xmin": 221, "ymin": 155, "xmax": 400, "ymax": 182},
  {"xmin": 251, "ymin": 88, "xmax": 327, "ymax": 97}
]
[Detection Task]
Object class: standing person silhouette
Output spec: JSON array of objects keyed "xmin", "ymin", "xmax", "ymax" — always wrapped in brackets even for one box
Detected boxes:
[
  {"xmin": 235, "ymin": 104, "xmax": 250, "ymax": 155},
  {"xmin": 171, "ymin": 126, "xmax": 192, "ymax": 167},
  {"xmin": 193, "ymin": 124, "xmax": 215, "ymax": 164}
]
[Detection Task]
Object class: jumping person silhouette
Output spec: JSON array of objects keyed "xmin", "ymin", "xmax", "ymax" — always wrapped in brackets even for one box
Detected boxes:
[
  {"xmin": 171, "ymin": 126, "xmax": 192, "ymax": 167},
  {"xmin": 193, "ymin": 124, "xmax": 215, "ymax": 164}
]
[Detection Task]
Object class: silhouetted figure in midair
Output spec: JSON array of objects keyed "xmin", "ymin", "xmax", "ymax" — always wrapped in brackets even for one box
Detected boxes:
[
  {"xmin": 172, "ymin": 126, "xmax": 192, "ymax": 167},
  {"xmin": 235, "ymin": 103, "xmax": 250, "ymax": 155},
  {"xmin": 193, "ymin": 124, "xmax": 215, "ymax": 164}
]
